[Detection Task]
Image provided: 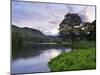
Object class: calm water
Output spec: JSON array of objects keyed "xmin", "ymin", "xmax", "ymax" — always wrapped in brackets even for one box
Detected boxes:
[{"xmin": 11, "ymin": 48, "xmax": 71, "ymax": 74}]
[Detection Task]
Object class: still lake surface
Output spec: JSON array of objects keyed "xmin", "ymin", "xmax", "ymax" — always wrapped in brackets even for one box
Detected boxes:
[{"xmin": 11, "ymin": 46, "xmax": 71, "ymax": 74}]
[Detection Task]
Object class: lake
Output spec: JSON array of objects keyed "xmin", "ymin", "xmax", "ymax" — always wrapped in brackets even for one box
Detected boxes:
[{"xmin": 11, "ymin": 46, "xmax": 71, "ymax": 74}]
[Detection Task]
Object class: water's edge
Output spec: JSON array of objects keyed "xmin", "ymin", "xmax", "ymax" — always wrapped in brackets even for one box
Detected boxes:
[{"xmin": 12, "ymin": 48, "xmax": 71, "ymax": 74}]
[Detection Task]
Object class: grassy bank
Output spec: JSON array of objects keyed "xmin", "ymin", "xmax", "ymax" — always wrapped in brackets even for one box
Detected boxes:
[
  {"xmin": 72, "ymin": 41, "xmax": 96, "ymax": 49},
  {"xmin": 48, "ymin": 41, "xmax": 96, "ymax": 72}
]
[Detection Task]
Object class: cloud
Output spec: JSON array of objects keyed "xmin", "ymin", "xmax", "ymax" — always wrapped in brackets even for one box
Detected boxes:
[
  {"xmin": 12, "ymin": 1, "xmax": 95, "ymax": 35},
  {"xmin": 78, "ymin": 6, "xmax": 95, "ymax": 22}
]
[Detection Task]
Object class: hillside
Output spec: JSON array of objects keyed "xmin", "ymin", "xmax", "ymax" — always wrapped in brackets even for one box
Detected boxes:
[
  {"xmin": 12, "ymin": 25, "xmax": 52, "ymax": 44},
  {"xmin": 12, "ymin": 25, "xmax": 61, "ymax": 59}
]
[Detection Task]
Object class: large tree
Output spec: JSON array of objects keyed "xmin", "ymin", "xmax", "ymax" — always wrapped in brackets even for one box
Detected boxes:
[{"xmin": 59, "ymin": 13, "xmax": 82, "ymax": 41}]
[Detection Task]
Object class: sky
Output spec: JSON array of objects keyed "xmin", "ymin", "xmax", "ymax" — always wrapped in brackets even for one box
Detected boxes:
[{"xmin": 12, "ymin": 1, "xmax": 96, "ymax": 35}]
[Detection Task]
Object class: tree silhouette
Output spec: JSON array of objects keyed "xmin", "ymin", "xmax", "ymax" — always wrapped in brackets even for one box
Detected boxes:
[
  {"xmin": 80, "ymin": 20, "xmax": 96, "ymax": 40},
  {"xmin": 59, "ymin": 13, "xmax": 82, "ymax": 41}
]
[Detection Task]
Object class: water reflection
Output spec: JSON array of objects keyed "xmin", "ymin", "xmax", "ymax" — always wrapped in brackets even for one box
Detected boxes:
[{"xmin": 12, "ymin": 48, "xmax": 71, "ymax": 74}]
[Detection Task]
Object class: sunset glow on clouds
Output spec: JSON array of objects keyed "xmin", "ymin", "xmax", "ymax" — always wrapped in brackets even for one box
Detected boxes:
[{"xmin": 12, "ymin": 1, "xmax": 95, "ymax": 35}]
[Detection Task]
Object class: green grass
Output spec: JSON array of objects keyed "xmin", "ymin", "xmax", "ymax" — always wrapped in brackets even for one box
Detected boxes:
[
  {"xmin": 48, "ymin": 41, "xmax": 96, "ymax": 72},
  {"xmin": 72, "ymin": 41, "xmax": 96, "ymax": 49}
]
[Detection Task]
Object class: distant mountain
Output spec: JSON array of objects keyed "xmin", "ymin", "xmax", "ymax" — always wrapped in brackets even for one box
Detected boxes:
[
  {"xmin": 12, "ymin": 25, "xmax": 45, "ymax": 37},
  {"xmin": 12, "ymin": 25, "xmax": 52, "ymax": 43}
]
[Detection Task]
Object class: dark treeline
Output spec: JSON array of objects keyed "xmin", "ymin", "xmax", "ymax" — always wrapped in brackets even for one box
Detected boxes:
[
  {"xmin": 12, "ymin": 25, "xmax": 51, "ymax": 49},
  {"xmin": 59, "ymin": 13, "xmax": 96, "ymax": 41}
]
